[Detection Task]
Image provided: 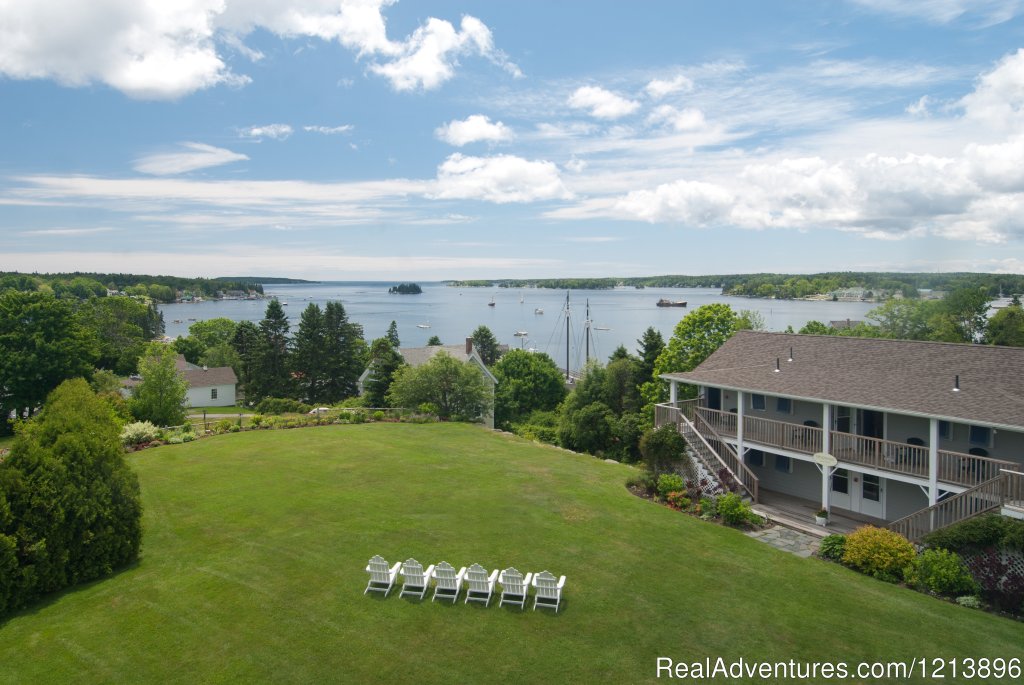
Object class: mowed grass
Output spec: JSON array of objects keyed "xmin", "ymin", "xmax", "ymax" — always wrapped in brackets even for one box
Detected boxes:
[{"xmin": 0, "ymin": 424, "xmax": 1021, "ymax": 684}]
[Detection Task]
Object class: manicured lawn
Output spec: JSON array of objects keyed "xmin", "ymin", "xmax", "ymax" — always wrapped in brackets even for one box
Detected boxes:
[{"xmin": 0, "ymin": 424, "xmax": 1021, "ymax": 683}]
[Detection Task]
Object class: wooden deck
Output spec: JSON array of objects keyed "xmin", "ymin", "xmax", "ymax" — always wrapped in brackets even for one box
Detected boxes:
[{"xmin": 752, "ymin": 491, "xmax": 887, "ymax": 537}]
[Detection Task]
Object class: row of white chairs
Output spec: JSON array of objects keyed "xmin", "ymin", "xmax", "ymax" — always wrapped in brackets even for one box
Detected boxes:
[{"xmin": 364, "ymin": 556, "xmax": 566, "ymax": 612}]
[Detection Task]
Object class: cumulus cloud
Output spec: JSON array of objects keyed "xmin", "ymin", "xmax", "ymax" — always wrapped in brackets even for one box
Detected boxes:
[
  {"xmin": 645, "ymin": 74, "xmax": 693, "ymax": 99},
  {"xmin": 647, "ymin": 105, "xmax": 709, "ymax": 132},
  {"xmin": 433, "ymin": 153, "xmax": 570, "ymax": 203},
  {"xmin": 615, "ymin": 180, "xmax": 734, "ymax": 225},
  {"xmin": 133, "ymin": 142, "xmax": 249, "ymax": 175},
  {"xmin": 241, "ymin": 124, "xmax": 294, "ymax": 140},
  {"xmin": 959, "ymin": 48, "xmax": 1024, "ymax": 130},
  {"xmin": 0, "ymin": 0, "xmax": 518, "ymax": 98},
  {"xmin": 303, "ymin": 125, "xmax": 354, "ymax": 135},
  {"xmin": 435, "ymin": 115, "xmax": 513, "ymax": 146},
  {"xmin": 568, "ymin": 86, "xmax": 640, "ymax": 119}
]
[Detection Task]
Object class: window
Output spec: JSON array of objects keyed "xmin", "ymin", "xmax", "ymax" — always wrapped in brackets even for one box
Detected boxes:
[
  {"xmin": 751, "ymin": 394, "xmax": 766, "ymax": 411},
  {"xmin": 969, "ymin": 425, "xmax": 992, "ymax": 447},
  {"xmin": 831, "ymin": 469, "xmax": 849, "ymax": 495},
  {"xmin": 211, "ymin": 388, "xmax": 218, "ymax": 400},
  {"xmin": 774, "ymin": 454, "xmax": 792, "ymax": 473},
  {"xmin": 775, "ymin": 397, "xmax": 792, "ymax": 414},
  {"xmin": 938, "ymin": 420, "xmax": 951, "ymax": 440},
  {"xmin": 747, "ymin": 450, "xmax": 764, "ymax": 467},
  {"xmin": 862, "ymin": 474, "xmax": 881, "ymax": 502}
]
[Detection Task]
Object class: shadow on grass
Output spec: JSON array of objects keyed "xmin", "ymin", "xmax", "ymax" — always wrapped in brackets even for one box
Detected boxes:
[{"xmin": 0, "ymin": 558, "xmax": 142, "ymax": 629}]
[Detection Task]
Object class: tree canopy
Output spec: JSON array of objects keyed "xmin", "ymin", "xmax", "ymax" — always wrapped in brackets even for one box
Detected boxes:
[
  {"xmin": 470, "ymin": 325, "xmax": 501, "ymax": 366},
  {"xmin": 130, "ymin": 344, "xmax": 188, "ymax": 426},
  {"xmin": 387, "ymin": 352, "xmax": 491, "ymax": 421},
  {"xmin": 492, "ymin": 350, "xmax": 566, "ymax": 429}
]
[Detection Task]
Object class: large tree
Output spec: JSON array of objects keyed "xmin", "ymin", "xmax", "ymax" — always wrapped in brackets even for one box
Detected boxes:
[
  {"xmin": 635, "ymin": 326, "xmax": 665, "ymax": 384},
  {"xmin": 492, "ymin": 350, "xmax": 566, "ymax": 429},
  {"xmin": 642, "ymin": 303, "xmax": 740, "ymax": 407},
  {"xmin": 82, "ymin": 296, "xmax": 164, "ymax": 375},
  {"xmin": 387, "ymin": 352, "xmax": 491, "ymax": 421},
  {"xmin": 292, "ymin": 303, "xmax": 327, "ymax": 403},
  {"xmin": 470, "ymin": 325, "xmax": 501, "ymax": 366},
  {"xmin": 363, "ymin": 338, "xmax": 405, "ymax": 408},
  {"xmin": 320, "ymin": 301, "xmax": 366, "ymax": 402},
  {"xmin": 130, "ymin": 344, "xmax": 188, "ymax": 425},
  {"xmin": 987, "ymin": 304, "xmax": 1024, "ymax": 347},
  {"xmin": 230, "ymin": 320, "xmax": 260, "ymax": 389},
  {"xmin": 247, "ymin": 300, "xmax": 293, "ymax": 402},
  {"xmin": 0, "ymin": 379, "xmax": 142, "ymax": 613},
  {"xmin": 0, "ymin": 291, "xmax": 98, "ymax": 431}
]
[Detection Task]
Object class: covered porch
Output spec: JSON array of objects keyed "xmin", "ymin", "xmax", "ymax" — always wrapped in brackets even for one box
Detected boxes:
[{"xmin": 752, "ymin": 490, "xmax": 887, "ymax": 537}]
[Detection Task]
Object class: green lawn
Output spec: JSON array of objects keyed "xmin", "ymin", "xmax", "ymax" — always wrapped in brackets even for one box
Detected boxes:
[{"xmin": 1, "ymin": 424, "xmax": 1021, "ymax": 683}]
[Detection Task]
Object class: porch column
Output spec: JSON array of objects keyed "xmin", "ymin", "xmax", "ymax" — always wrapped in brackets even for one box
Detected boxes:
[
  {"xmin": 928, "ymin": 418, "xmax": 939, "ymax": 505},
  {"xmin": 736, "ymin": 390, "xmax": 745, "ymax": 464},
  {"xmin": 669, "ymin": 380, "xmax": 678, "ymax": 405},
  {"xmin": 821, "ymin": 404, "xmax": 831, "ymax": 455}
]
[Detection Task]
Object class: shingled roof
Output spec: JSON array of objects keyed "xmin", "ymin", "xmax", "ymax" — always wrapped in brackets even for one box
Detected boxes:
[
  {"xmin": 663, "ymin": 330, "xmax": 1024, "ymax": 430},
  {"xmin": 181, "ymin": 366, "xmax": 237, "ymax": 389}
]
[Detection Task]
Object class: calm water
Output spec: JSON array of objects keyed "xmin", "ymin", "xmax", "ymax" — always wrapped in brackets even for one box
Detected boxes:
[{"xmin": 159, "ymin": 283, "xmax": 877, "ymax": 371}]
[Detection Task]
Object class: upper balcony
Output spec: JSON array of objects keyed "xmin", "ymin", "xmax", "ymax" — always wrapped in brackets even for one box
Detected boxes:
[{"xmin": 655, "ymin": 400, "xmax": 1021, "ymax": 489}]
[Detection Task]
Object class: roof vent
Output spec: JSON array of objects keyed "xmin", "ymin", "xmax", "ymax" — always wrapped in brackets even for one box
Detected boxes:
[
  {"xmin": 773, "ymin": 357, "xmax": 781, "ymax": 373},
  {"xmin": 787, "ymin": 346, "xmax": 793, "ymax": 363},
  {"xmin": 952, "ymin": 374, "xmax": 960, "ymax": 392}
]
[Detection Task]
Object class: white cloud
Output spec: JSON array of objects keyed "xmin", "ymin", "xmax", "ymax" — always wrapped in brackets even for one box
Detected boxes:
[
  {"xmin": 20, "ymin": 226, "xmax": 115, "ymax": 236},
  {"xmin": 433, "ymin": 153, "xmax": 571, "ymax": 203},
  {"xmin": 965, "ymin": 135, "xmax": 1024, "ymax": 191},
  {"xmin": 645, "ymin": 74, "xmax": 693, "ymax": 99},
  {"xmin": 133, "ymin": 142, "xmax": 249, "ymax": 175},
  {"xmin": 959, "ymin": 48, "xmax": 1024, "ymax": 131},
  {"xmin": 0, "ymin": 0, "xmax": 517, "ymax": 98},
  {"xmin": 303, "ymin": 125, "xmax": 355, "ymax": 135},
  {"xmin": 615, "ymin": 180, "xmax": 734, "ymax": 225},
  {"xmin": 241, "ymin": 124, "xmax": 294, "ymax": 140},
  {"xmin": 564, "ymin": 157, "xmax": 587, "ymax": 173},
  {"xmin": 906, "ymin": 95, "xmax": 931, "ymax": 116},
  {"xmin": 567, "ymin": 86, "xmax": 640, "ymax": 120},
  {"xmin": 647, "ymin": 105, "xmax": 708, "ymax": 132},
  {"xmin": 435, "ymin": 115, "xmax": 513, "ymax": 146}
]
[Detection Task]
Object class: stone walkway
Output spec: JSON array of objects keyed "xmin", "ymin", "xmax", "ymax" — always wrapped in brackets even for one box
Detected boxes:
[{"xmin": 746, "ymin": 526, "xmax": 820, "ymax": 557}]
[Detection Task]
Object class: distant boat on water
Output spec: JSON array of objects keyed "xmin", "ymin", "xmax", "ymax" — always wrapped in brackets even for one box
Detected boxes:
[
  {"xmin": 534, "ymin": 308, "xmax": 544, "ymax": 315},
  {"xmin": 514, "ymin": 330, "xmax": 528, "ymax": 337},
  {"xmin": 416, "ymin": 323, "xmax": 431, "ymax": 329},
  {"xmin": 488, "ymin": 297, "xmax": 496, "ymax": 307},
  {"xmin": 656, "ymin": 299, "xmax": 687, "ymax": 307}
]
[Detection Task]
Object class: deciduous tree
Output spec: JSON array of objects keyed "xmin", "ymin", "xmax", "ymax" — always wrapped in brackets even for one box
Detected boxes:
[
  {"xmin": 387, "ymin": 352, "xmax": 491, "ymax": 421},
  {"xmin": 492, "ymin": 350, "xmax": 566, "ymax": 429},
  {"xmin": 130, "ymin": 344, "xmax": 187, "ymax": 426}
]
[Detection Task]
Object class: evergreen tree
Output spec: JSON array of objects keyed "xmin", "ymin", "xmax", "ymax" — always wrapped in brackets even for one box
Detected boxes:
[
  {"xmin": 636, "ymin": 327, "xmax": 665, "ymax": 384},
  {"xmin": 131, "ymin": 344, "xmax": 188, "ymax": 426},
  {"xmin": 364, "ymin": 338, "xmax": 405, "ymax": 407},
  {"xmin": 292, "ymin": 303, "xmax": 327, "ymax": 403},
  {"xmin": 426, "ymin": 335, "xmax": 442, "ymax": 346},
  {"xmin": 230, "ymin": 320, "xmax": 260, "ymax": 388},
  {"xmin": 0, "ymin": 379, "xmax": 142, "ymax": 613},
  {"xmin": 247, "ymin": 300, "xmax": 293, "ymax": 402},
  {"xmin": 470, "ymin": 325, "xmax": 501, "ymax": 366},
  {"xmin": 321, "ymin": 301, "xmax": 365, "ymax": 402},
  {"xmin": 385, "ymin": 320, "xmax": 400, "ymax": 347}
]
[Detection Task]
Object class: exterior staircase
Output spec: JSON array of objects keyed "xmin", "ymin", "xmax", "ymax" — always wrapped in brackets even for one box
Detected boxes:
[
  {"xmin": 673, "ymin": 405, "xmax": 759, "ymax": 503},
  {"xmin": 889, "ymin": 470, "xmax": 1024, "ymax": 542}
]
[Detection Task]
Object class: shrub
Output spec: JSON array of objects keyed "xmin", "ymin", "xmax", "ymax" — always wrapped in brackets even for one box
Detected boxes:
[
  {"xmin": 716, "ymin": 492, "xmax": 759, "ymax": 526},
  {"xmin": 181, "ymin": 433, "xmax": 196, "ymax": 442},
  {"xmin": 214, "ymin": 419, "xmax": 233, "ymax": 433},
  {"xmin": 372, "ymin": 411, "xmax": 386, "ymax": 422},
  {"xmin": 665, "ymin": 492, "xmax": 690, "ymax": 510},
  {"xmin": 167, "ymin": 435, "xmax": 184, "ymax": 445},
  {"xmin": 842, "ymin": 526, "xmax": 916, "ymax": 583},
  {"xmin": 699, "ymin": 496, "xmax": 717, "ymax": 519},
  {"xmin": 120, "ymin": 421, "xmax": 160, "ymax": 446},
  {"xmin": 249, "ymin": 414, "xmax": 264, "ymax": 427},
  {"xmin": 639, "ymin": 424, "xmax": 687, "ymax": 476},
  {"xmin": 254, "ymin": 397, "xmax": 312, "ymax": 415},
  {"xmin": 922, "ymin": 514, "xmax": 1024, "ymax": 554},
  {"xmin": 818, "ymin": 534, "xmax": 847, "ymax": 561},
  {"xmin": 906, "ymin": 549, "xmax": 977, "ymax": 596},
  {"xmin": 657, "ymin": 473, "xmax": 685, "ymax": 499},
  {"xmin": 228, "ymin": 424, "xmax": 241, "ymax": 433},
  {"xmin": 625, "ymin": 472, "xmax": 656, "ymax": 495}
]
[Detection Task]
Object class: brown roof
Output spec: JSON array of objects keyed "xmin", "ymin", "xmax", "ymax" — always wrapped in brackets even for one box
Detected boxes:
[
  {"xmin": 399, "ymin": 345, "xmax": 470, "ymax": 367},
  {"xmin": 181, "ymin": 366, "xmax": 238, "ymax": 389},
  {"xmin": 663, "ymin": 330, "xmax": 1024, "ymax": 429}
]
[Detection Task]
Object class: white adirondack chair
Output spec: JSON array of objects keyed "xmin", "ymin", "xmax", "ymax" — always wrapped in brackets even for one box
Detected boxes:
[
  {"xmin": 364, "ymin": 555, "xmax": 401, "ymax": 596},
  {"xmin": 399, "ymin": 558, "xmax": 435, "ymax": 599},
  {"xmin": 464, "ymin": 563, "xmax": 499, "ymax": 606},
  {"xmin": 532, "ymin": 571, "xmax": 566, "ymax": 612},
  {"xmin": 431, "ymin": 561, "xmax": 467, "ymax": 603},
  {"xmin": 498, "ymin": 567, "xmax": 533, "ymax": 610}
]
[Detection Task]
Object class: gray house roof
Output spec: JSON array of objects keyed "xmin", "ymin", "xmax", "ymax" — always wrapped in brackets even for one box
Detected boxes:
[
  {"xmin": 398, "ymin": 344, "xmax": 497, "ymax": 384},
  {"xmin": 181, "ymin": 366, "xmax": 238, "ymax": 389},
  {"xmin": 662, "ymin": 330, "xmax": 1024, "ymax": 430}
]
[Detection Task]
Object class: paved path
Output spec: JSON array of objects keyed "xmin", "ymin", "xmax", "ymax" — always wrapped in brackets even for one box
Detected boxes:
[{"xmin": 746, "ymin": 526, "xmax": 820, "ymax": 558}]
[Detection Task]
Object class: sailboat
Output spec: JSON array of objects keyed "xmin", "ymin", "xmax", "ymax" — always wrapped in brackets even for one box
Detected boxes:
[
  {"xmin": 488, "ymin": 296, "xmax": 496, "ymax": 307},
  {"xmin": 416, "ymin": 322, "xmax": 431, "ymax": 329},
  {"xmin": 520, "ymin": 292, "xmax": 524, "ymax": 304}
]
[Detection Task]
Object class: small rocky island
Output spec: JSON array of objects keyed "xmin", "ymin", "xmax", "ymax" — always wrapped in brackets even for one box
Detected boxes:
[{"xmin": 388, "ymin": 283, "xmax": 422, "ymax": 294}]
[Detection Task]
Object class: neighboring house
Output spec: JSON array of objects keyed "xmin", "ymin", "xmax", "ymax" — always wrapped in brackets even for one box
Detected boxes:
[
  {"xmin": 828, "ymin": 319, "xmax": 863, "ymax": 330},
  {"xmin": 175, "ymin": 355, "xmax": 238, "ymax": 407},
  {"xmin": 358, "ymin": 338, "xmax": 497, "ymax": 428},
  {"xmin": 656, "ymin": 331, "xmax": 1024, "ymax": 539}
]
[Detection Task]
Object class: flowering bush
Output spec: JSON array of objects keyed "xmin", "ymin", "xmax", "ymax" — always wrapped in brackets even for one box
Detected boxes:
[
  {"xmin": 121, "ymin": 421, "xmax": 160, "ymax": 446},
  {"xmin": 665, "ymin": 491, "xmax": 690, "ymax": 510},
  {"xmin": 657, "ymin": 473, "xmax": 685, "ymax": 499}
]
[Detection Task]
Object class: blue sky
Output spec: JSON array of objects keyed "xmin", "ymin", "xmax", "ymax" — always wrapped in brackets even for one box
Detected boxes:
[{"xmin": 2, "ymin": 0, "xmax": 1024, "ymax": 280}]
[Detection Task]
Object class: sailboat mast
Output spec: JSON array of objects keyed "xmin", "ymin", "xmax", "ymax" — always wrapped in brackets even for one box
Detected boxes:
[
  {"xmin": 565, "ymin": 291, "xmax": 570, "ymax": 380},
  {"xmin": 585, "ymin": 299, "xmax": 590, "ymax": 363}
]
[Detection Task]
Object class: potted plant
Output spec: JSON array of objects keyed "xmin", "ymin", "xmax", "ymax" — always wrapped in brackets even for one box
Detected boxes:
[{"xmin": 815, "ymin": 508, "xmax": 829, "ymax": 526}]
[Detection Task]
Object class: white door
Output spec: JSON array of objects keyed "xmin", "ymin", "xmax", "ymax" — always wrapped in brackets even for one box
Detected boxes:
[
  {"xmin": 853, "ymin": 473, "xmax": 886, "ymax": 519},
  {"xmin": 830, "ymin": 468, "xmax": 852, "ymax": 510}
]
